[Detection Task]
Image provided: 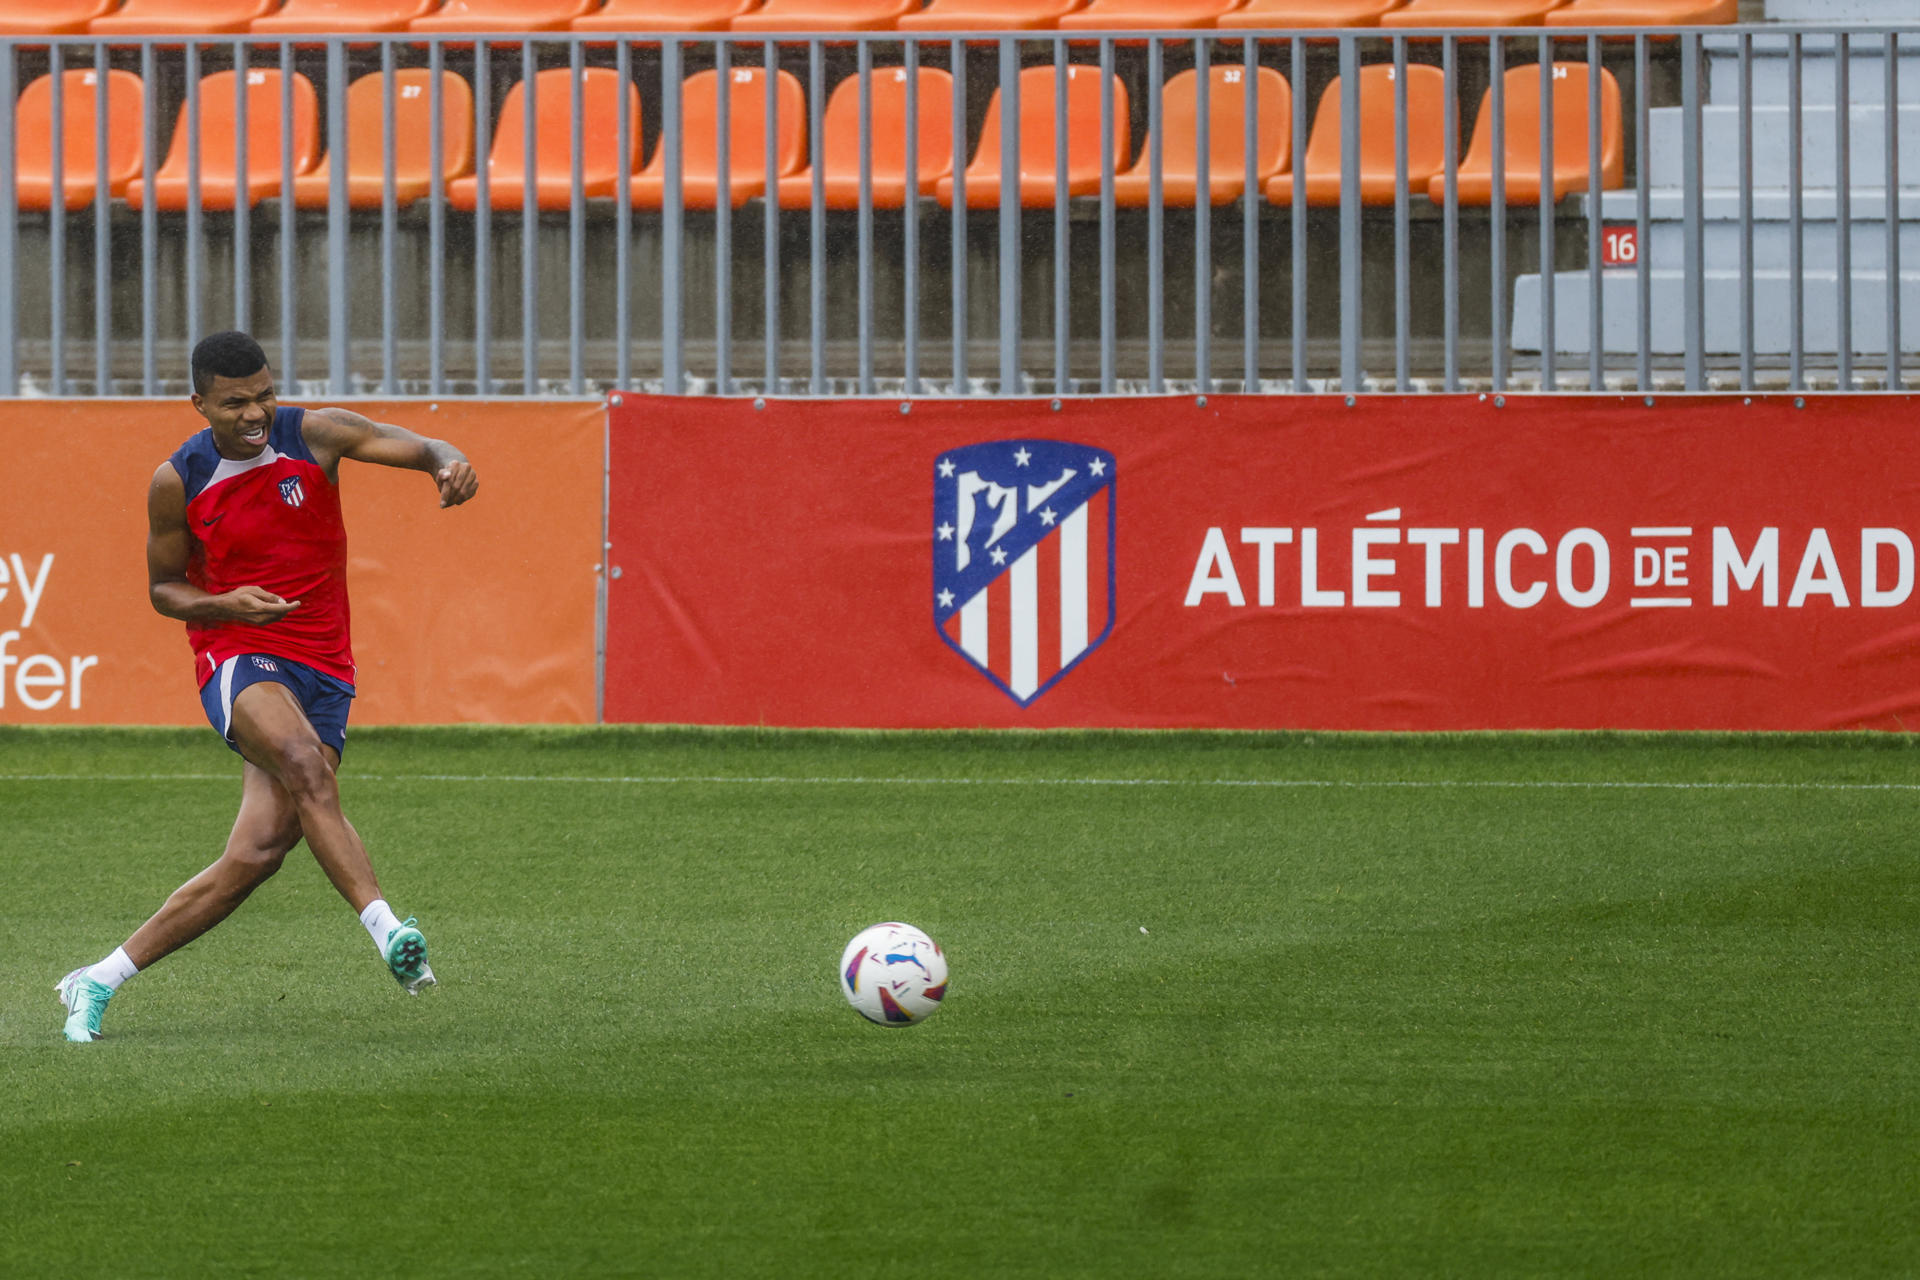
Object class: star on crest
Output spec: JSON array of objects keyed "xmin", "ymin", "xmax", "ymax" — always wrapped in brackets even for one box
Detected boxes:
[
  {"xmin": 990, "ymin": 547, "xmax": 1008, "ymax": 566},
  {"xmin": 937, "ymin": 589, "xmax": 955, "ymax": 608},
  {"xmin": 938, "ymin": 458, "xmax": 956, "ymax": 478},
  {"xmin": 1013, "ymin": 447, "xmax": 1032, "ymax": 467},
  {"xmin": 1039, "ymin": 508, "xmax": 1058, "ymax": 527},
  {"xmin": 937, "ymin": 522, "xmax": 955, "ymax": 541},
  {"xmin": 1088, "ymin": 458, "xmax": 1106, "ymax": 476}
]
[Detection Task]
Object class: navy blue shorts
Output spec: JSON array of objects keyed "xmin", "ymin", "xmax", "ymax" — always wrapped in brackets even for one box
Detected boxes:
[{"xmin": 199, "ymin": 653, "xmax": 356, "ymax": 759}]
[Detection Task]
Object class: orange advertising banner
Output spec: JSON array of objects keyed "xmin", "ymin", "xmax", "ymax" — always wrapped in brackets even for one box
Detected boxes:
[{"xmin": 0, "ymin": 399, "xmax": 601, "ymax": 727}]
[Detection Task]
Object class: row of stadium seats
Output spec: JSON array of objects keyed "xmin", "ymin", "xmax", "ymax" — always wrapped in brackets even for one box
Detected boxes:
[
  {"xmin": 17, "ymin": 61, "xmax": 1623, "ymax": 211},
  {"xmin": 5, "ymin": 0, "xmax": 1738, "ymax": 37}
]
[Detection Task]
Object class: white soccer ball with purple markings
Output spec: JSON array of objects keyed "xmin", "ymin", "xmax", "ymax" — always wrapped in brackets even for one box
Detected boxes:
[{"xmin": 839, "ymin": 922, "xmax": 948, "ymax": 1027}]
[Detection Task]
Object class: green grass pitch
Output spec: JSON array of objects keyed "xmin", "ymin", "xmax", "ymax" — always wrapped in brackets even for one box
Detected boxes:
[{"xmin": 3, "ymin": 726, "xmax": 1917, "ymax": 1277}]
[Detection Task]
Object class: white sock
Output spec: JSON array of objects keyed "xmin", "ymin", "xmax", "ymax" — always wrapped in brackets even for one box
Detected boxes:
[
  {"xmin": 85, "ymin": 947, "xmax": 139, "ymax": 992},
  {"xmin": 359, "ymin": 899, "xmax": 404, "ymax": 953}
]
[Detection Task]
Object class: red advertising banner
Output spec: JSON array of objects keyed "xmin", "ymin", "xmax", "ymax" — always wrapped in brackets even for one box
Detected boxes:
[{"xmin": 606, "ymin": 393, "xmax": 1920, "ymax": 731}]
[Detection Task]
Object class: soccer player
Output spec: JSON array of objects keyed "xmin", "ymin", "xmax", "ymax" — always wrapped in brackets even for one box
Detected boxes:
[{"xmin": 55, "ymin": 331, "xmax": 479, "ymax": 1043}]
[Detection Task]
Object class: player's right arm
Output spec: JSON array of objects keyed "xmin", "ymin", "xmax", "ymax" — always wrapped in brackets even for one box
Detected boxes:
[{"xmin": 146, "ymin": 461, "xmax": 301, "ymax": 625}]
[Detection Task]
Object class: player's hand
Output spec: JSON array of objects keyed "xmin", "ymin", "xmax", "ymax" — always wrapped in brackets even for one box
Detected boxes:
[
  {"xmin": 222, "ymin": 585, "xmax": 301, "ymax": 624},
  {"xmin": 436, "ymin": 461, "xmax": 478, "ymax": 509}
]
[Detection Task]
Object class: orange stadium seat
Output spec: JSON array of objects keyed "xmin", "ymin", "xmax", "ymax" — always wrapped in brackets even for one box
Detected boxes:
[
  {"xmin": 14, "ymin": 69, "xmax": 145, "ymax": 211},
  {"xmin": 408, "ymin": 0, "xmax": 598, "ymax": 32},
  {"xmin": 1542, "ymin": 0, "xmax": 1734, "ymax": 25},
  {"xmin": 1110, "ymin": 65, "xmax": 1290, "ymax": 206},
  {"xmin": 894, "ymin": 0, "xmax": 1085, "ymax": 32},
  {"xmin": 0, "ymin": 0, "xmax": 118, "ymax": 35},
  {"xmin": 1056, "ymin": 0, "xmax": 1247, "ymax": 32},
  {"xmin": 291, "ymin": 69, "xmax": 474, "ymax": 208},
  {"xmin": 1268, "ymin": 63, "xmax": 1446, "ymax": 205},
  {"xmin": 1378, "ymin": 0, "xmax": 1567, "ymax": 27},
  {"xmin": 628, "ymin": 67, "xmax": 806, "ymax": 208},
  {"xmin": 1213, "ymin": 0, "xmax": 1405, "ymax": 30},
  {"xmin": 447, "ymin": 68, "xmax": 640, "ymax": 210},
  {"xmin": 1429, "ymin": 60, "xmax": 1621, "ymax": 204},
  {"xmin": 252, "ymin": 0, "xmax": 443, "ymax": 33},
  {"xmin": 935, "ymin": 64, "xmax": 1129, "ymax": 208},
  {"xmin": 90, "ymin": 0, "xmax": 281, "ymax": 34},
  {"xmin": 731, "ymin": 0, "xmax": 920, "ymax": 33},
  {"xmin": 775, "ymin": 66, "xmax": 954, "ymax": 208},
  {"xmin": 571, "ymin": 0, "xmax": 760, "ymax": 31},
  {"xmin": 126, "ymin": 68, "xmax": 320, "ymax": 209}
]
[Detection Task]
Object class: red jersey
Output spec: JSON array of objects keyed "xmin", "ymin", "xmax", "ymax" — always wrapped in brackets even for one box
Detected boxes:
[{"xmin": 167, "ymin": 407, "xmax": 355, "ymax": 689}]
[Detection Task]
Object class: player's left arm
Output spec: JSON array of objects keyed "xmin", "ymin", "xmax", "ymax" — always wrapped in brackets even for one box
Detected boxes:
[{"xmin": 301, "ymin": 407, "xmax": 479, "ymax": 509}]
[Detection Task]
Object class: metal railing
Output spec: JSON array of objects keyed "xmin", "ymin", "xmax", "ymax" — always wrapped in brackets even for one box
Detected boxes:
[{"xmin": 0, "ymin": 23, "xmax": 1912, "ymax": 396}]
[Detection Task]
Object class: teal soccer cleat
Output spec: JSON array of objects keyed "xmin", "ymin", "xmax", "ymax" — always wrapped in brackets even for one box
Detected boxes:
[
  {"xmin": 55, "ymin": 969, "xmax": 114, "ymax": 1043},
  {"xmin": 383, "ymin": 918, "xmax": 436, "ymax": 995}
]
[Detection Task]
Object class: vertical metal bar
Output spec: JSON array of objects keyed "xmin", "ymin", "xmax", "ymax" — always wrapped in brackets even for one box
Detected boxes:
[
  {"xmin": 1339, "ymin": 34, "xmax": 1361, "ymax": 393},
  {"xmin": 569, "ymin": 39, "xmax": 585, "ymax": 395},
  {"xmin": 429, "ymin": 39, "xmax": 446, "ymax": 394},
  {"xmin": 951, "ymin": 40, "xmax": 967, "ymax": 392},
  {"xmin": 1148, "ymin": 38, "xmax": 1164, "ymax": 393},
  {"xmin": 383, "ymin": 42, "xmax": 398, "ymax": 393},
  {"xmin": 999, "ymin": 37, "xmax": 1021, "ymax": 394},
  {"xmin": 662, "ymin": 39, "xmax": 683, "ymax": 394},
  {"xmin": 1537, "ymin": 39, "xmax": 1554, "ymax": 390},
  {"xmin": 521, "ymin": 41, "xmax": 537, "ymax": 395},
  {"xmin": 1194, "ymin": 37, "xmax": 1211, "ymax": 394},
  {"xmin": 809, "ymin": 39, "xmax": 826, "ymax": 393},
  {"xmin": 1443, "ymin": 35, "xmax": 1458, "ymax": 392},
  {"xmin": 141, "ymin": 42, "xmax": 156, "ymax": 393},
  {"xmin": 1835, "ymin": 31, "xmax": 1851, "ymax": 391},
  {"xmin": 327, "ymin": 38, "xmax": 348, "ymax": 393},
  {"xmin": 1395, "ymin": 36, "xmax": 1410, "ymax": 392},
  {"xmin": 1739, "ymin": 31, "xmax": 1754, "ymax": 390},
  {"xmin": 473, "ymin": 39, "xmax": 492, "ymax": 392},
  {"xmin": 1789, "ymin": 31, "xmax": 1803, "ymax": 391},
  {"xmin": 1887, "ymin": 31, "xmax": 1901, "ymax": 390},
  {"xmin": 1587, "ymin": 33, "xmax": 1602, "ymax": 391},
  {"xmin": 1099, "ymin": 38, "xmax": 1115, "ymax": 393},
  {"xmin": 904, "ymin": 40, "xmax": 920, "ymax": 396},
  {"xmin": 186, "ymin": 44, "xmax": 202, "ymax": 357},
  {"xmin": 94, "ymin": 44, "xmax": 111, "ymax": 393},
  {"xmin": 1055, "ymin": 37, "xmax": 1071, "ymax": 395},
  {"xmin": 1489, "ymin": 35, "xmax": 1506, "ymax": 391},
  {"xmin": 1681, "ymin": 32, "xmax": 1702, "ymax": 391},
  {"xmin": 860, "ymin": 40, "xmax": 876, "ymax": 395},
  {"xmin": 616, "ymin": 38, "xmax": 632, "ymax": 391},
  {"xmin": 761, "ymin": 41, "xmax": 777, "ymax": 392},
  {"xmin": 1291, "ymin": 36, "xmax": 1306, "ymax": 391},
  {"xmin": 1635, "ymin": 34, "xmax": 1651, "ymax": 390},
  {"xmin": 233, "ymin": 41, "xmax": 249, "ymax": 337},
  {"xmin": 715, "ymin": 40, "xmax": 732, "ymax": 394},
  {"xmin": 1242, "ymin": 38, "xmax": 1258, "ymax": 390},
  {"xmin": 49, "ymin": 44, "xmax": 65, "ymax": 393},
  {"xmin": 0, "ymin": 43, "xmax": 16, "ymax": 394},
  {"xmin": 279, "ymin": 42, "xmax": 295, "ymax": 385}
]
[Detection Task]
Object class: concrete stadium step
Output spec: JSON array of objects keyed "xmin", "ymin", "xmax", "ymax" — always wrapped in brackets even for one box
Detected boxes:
[
  {"xmin": 1642, "ymin": 103, "xmax": 1920, "ymax": 190},
  {"xmin": 1704, "ymin": 30, "xmax": 1920, "ymax": 107},
  {"xmin": 1512, "ymin": 268, "xmax": 1920, "ymax": 354}
]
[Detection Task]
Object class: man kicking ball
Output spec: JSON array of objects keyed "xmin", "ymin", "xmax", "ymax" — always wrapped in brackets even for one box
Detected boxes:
[{"xmin": 57, "ymin": 331, "xmax": 479, "ymax": 1042}]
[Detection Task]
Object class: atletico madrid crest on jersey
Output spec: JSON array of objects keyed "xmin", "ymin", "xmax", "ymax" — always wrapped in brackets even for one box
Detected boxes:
[
  {"xmin": 278, "ymin": 475, "xmax": 306, "ymax": 508},
  {"xmin": 934, "ymin": 440, "xmax": 1115, "ymax": 706}
]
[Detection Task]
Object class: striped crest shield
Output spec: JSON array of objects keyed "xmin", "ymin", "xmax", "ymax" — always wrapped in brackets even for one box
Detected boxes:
[{"xmin": 934, "ymin": 440, "xmax": 1115, "ymax": 706}]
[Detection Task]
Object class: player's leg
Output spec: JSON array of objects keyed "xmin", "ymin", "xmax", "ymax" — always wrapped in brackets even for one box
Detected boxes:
[
  {"xmin": 228, "ymin": 678, "xmax": 435, "ymax": 994},
  {"xmin": 123, "ymin": 762, "xmax": 304, "ymax": 967},
  {"xmin": 57, "ymin": 763, "xmax": 302, "ymax": 1041}
]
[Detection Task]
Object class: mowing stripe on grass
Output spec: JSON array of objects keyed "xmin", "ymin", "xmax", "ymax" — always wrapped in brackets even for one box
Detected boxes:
[{"xmin": 1, "ymin": 772, "xmax": 1917, "ymax": 792}]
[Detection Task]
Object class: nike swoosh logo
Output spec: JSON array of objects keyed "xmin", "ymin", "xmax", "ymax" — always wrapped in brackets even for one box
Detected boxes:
[{"xmin": 200, "ymin": 514, "xmax": 223, "ymax": 527}]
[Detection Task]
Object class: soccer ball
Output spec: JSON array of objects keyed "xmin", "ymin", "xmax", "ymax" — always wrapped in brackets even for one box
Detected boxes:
[{"xmin": 839, "ymin": 922, "xmax": 948, "ymax": 1027}]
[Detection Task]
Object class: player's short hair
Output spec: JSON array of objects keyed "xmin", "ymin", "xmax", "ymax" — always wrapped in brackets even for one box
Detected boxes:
[{"xmin": 190, "ymin": 331, "xmax": 270, "ymax": 396}]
